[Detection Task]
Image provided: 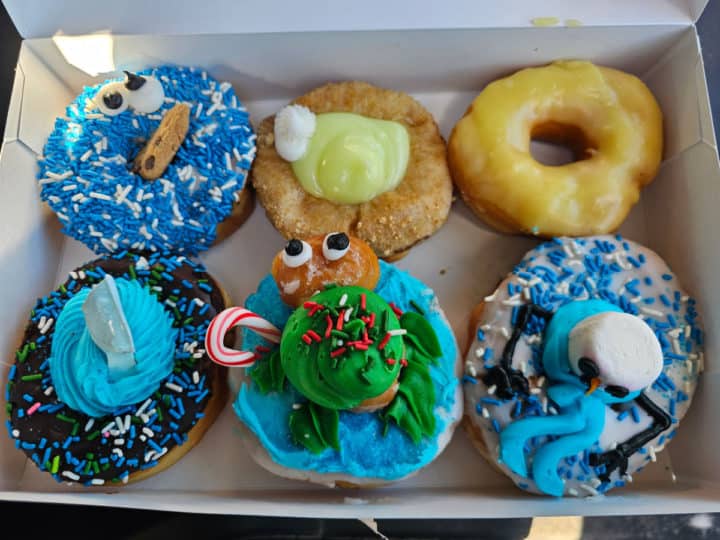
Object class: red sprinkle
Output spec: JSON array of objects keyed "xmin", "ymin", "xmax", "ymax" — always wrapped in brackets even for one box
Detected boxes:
[
  {"xmin": 362, "ymin": 329, "xmax": 371, "ymax": 344},
  {"xmin": 324, "ymin": 315, "xmax": 333, "ymax": 338},
  {"xmin": 353, "ymin": 342, "xmax": 369, "ymax": 351},
  {"xmin": 307, "ymin": 329, "xmax": 322, "ymax": 342},
  {"xmin": 303, "ymin": 301, "xmax": 318, "ymax": 309},
  {"xmin": 389, "ymin": 302, "xmax": 403, "ymax": 317},
  {"xmin": 330, "ymin": 347, "xmax": 347, "ymax": 358},
  {"xmin": 400, "ymin": 358, "xmax": 408, "ymax": 367},
  {"xmin": 255, "ymin": 345, "xmax": 271, "ymax": 353},
  {"xmin": 336, "ymin": 311, "xmax": 345, "ymax": 331},
  {"xmin": 301, "ymin": 334, "xmax": 312, "ymax": 345},
  {"xmin": 386, "ymin": 358, "xmax": 397, "ymax": 365},
  {"xmin": 368, "ymin": 312, "xmax": 376, "ymax": 328},
  {"xmin": 308, "ymin": 305, "xmax": 322, "ymax": 317},
  {"xmin": 378, "ymin": 333, "xmax": 391, "ymax": 350},
  {"xmin": 360, "ymin": 293, "xmax": 367, "ymax": 311}
]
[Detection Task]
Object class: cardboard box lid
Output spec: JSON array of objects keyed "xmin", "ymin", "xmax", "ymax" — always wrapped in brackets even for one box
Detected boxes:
[{"xmin": 2, "ymin": 0, "xmax": 710, "ymax": 40}]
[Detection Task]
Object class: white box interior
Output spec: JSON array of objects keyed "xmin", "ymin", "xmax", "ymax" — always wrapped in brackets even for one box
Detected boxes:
[{"xmin": 0, "ymin": 21, "xmax": 719, "ymax": 517}]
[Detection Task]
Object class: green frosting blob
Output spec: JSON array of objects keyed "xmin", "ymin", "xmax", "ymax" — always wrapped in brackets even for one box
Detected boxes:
[
  {"xmin": 291, "ymin": 113, "xmax": 410, "ymax": 204},
  {"xmin": 280, "ymin": 286, "xmax": 404, "ymax": 410}
]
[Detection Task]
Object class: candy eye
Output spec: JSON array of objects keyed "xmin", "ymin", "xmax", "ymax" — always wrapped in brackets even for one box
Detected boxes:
[
  {"xmin": 95, "ymin": 82, "xmax": 128, "ymax": 116},
  {"xmin": 124, "ymin": 74, "xmax": 165, "ymax": 114},
  {"xmin": 322, "ymin": 232, "xmax": 350, "ymax": 261},
  {"xmin": 283, "ymin": 239, "xmax": 312, "ymax": 268}
]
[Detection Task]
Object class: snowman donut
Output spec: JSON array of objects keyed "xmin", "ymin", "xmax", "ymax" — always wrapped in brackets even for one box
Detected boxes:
[
  {"xmin": 464, "ymin": 235, "xmax": 703, "ymax": 497},
  {"xmin": 37, "ymin": 65, "xmax": 256, "ymax": 255}
]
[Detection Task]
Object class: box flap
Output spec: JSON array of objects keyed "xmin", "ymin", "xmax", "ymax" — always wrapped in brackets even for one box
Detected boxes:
[{"xmin": 3, "ymin": 0, "xmax": 701, "ymax": 39}]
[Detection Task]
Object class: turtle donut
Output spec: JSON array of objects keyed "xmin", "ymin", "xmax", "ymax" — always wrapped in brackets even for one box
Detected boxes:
[{"xmin": 205, "ymin": 233, "xmax": 462, "ymax": 486}]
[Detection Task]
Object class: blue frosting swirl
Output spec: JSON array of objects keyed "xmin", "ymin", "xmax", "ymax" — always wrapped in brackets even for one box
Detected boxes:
[
  {"xmin": 234, "ymin": 261, "xmax": 459, "ymax": 480},
  {"xmin": 49, "ymin": 278, "xmax": 177, "ymax": 417}
]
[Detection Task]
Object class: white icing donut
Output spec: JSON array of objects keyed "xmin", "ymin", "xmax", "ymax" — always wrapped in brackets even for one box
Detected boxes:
[{"xmin": 464, "ymin": 235, "xmax": 703, "ymax": 497}]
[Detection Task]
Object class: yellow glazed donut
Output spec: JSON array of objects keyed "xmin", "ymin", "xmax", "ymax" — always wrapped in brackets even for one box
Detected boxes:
[{"xmin": 448, "ymin": 60, "xmax": 663, "ymax": 237}]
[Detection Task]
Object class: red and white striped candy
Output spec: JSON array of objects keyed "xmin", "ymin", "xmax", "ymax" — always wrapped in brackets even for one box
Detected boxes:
[{"xmin": 205, "ymin": 307, "xmax": 281, "ymax": 367}]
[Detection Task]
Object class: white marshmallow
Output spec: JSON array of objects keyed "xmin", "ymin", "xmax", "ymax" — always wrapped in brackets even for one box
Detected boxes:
[
  {"xmin": 568, "ymin": 311, "xmax": 663, "ymax": 392},
  {"xmin": 274, "ymin": 104, "xmax": 317, "ymax": 162}
]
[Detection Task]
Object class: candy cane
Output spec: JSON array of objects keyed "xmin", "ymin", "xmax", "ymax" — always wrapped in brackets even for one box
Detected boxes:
[{"xmin": 205, "ymin": 307, "xmax": 281, "ymax": 367}]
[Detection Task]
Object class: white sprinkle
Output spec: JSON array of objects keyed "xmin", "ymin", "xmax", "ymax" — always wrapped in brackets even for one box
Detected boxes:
[
  {"xmin": 339, "ymin": 293, "xmax": 348, "ymax": 306},
  {"xmin": 85, "ymin": 419, "xmax": 94, "ymax": 432},
  {"xmin": 115, "ymin": 416, "xmax": 125, "ymax": 434},
  {"xmin": 101, "ymin": 421, "xmax": 115, "ymax": 434},
  {"xmin": 641, "ymin": 307, "xmax": 664, "ymax": 318},
  {"xmin": 43, "ymin": 386, "xmax": 54, "ymax": 396},
  {"xmin": 80, "ymin": 149, "xmax": 93, "ymax": 161},
  {"xmin": 502, "ymin": 295, "xmax": 523, "ymax": 306},
  {"xmin": 563, "ymin": 244, "xmax": 574, "ymax": 258},
  {"xmin": 481, "ymin": 407, "xmax": 490, "ymax": 418},
  {"xmin": 487, "ymin": 385, "xmax": 497, "ymax": 395},
  {"xmin": 90, "ymin": 191, "xmax": 112, "ymax": 201},
  {"xmin": 579, "ymin": 483, "xmax": 599, "ymax": 496},
  {"xmin": 62, "ymin": 471, "xmax": 80, "ymax": 481},
  {"xmin": 38, "ymin": 316, "xmax": 46, "ymax": 328},
  {"xmin": 11, "ymin": 429, "xmax": 19, "ymax": 438},
  {"xmin": 484, "ymin": 292, "xmax": 497, "ymax": 302},
  {"xmin": 568, "ymin": 488, "xmax": 579, "ymax": 496},
  {"xmin": 630, "ymin": 296, "xmax": 643, "ymax": 304},
  {"xmin": 142, "ymin": 427, "xmax": 154, "ymax": 438},
  {"xmin": 649, "ymin": 446, "xmax": 657, "ymax": 462},
  {"xmin": 681, "ymin": 295, "xmax": 689, "ymax": 303},
  {"xmin": 673, "ymin": 338, "xmax": 682, "ymax": 355},
  {"xmin": 195, "ymin": 103, "xmax": 203, "ymax": 118},
  {"xmin": 542, "ymin": 397, "xmax": 548, "ymax": 413},
  {"xmin": 112, "ymin": 448, "xmax": 123, "ymax": 458},
  {"xmin": 474, "ymin": 348, "xmax": 485, "ymax": 359},
  {"xmin": 590, "ymin": 477, "xmax": 602, "ymax": 488},
  {"xmin": 500, "ymin": 327, "xmax": 510, "ymax": 339},
  {"xmin": 61, "ymin": 184, "xmax": 77, "ymax": 191},
  {"xmin": 165, "ymin": 382, "xmax": 183, "ymax": 393},
  {"xmin": 40, "ymin": 318, "xmax": 54, "ymax": 334},
  {"xmin": 91, "ymin": 478, "xmax": 105, "ymax": 486},
  {"xmin": 46, "ymin": 170, "xmax": 73, "ymax": 180},
  {"xmin": 192, "ymin": 371, "xmax": 200, "ymax": 384},
  {"xmin": 144, "ymin": 451, "xmax": 156, "ymax": 463},
  {"xmin": 548, "ymin": 406, "xmax": 558, "ymax": 415},
  {"xmin": 466, "ymin": 362, "xmax": 478, "ymax": 377},
  {"xmin": 531, "ymin": 387, "xmax": 542, "ymax": 395},
  {"xmin": 292, "ymin": 403, "xmax": 302, "ymax": 410},
  {"xmin": 344, "ymin": 307, "xmax": 353, "ymax": 321},
  {"xmin": 122, "ymin": 474, "xmax": 129, "ymax": 484},
  {"xmin": 387, "ymin": 329, "xmax": 408, "ymax": 336},
  {"xmin": 685, "ymin": 325, "xmax": 691, "ymax": 339},
  {"xmin": 624, "ymin": 474, "xmax": 633, "ymax": 483},
  {"xmin": 139, "ymin": 413, "xmax": 150, "ymax": 424},
  {"xmin": 522, "ymin": 288, "xmax": 531, "ymax": 301},
  {"xmin": 224, "ymin": 152, "xmax": 232, "ymax": 171},
  {"xmin": 124, "ymin": 415, "xmax": 131, "ymax": 432},
  {"xmin": 481, "ymin": 324, "xmax": 492, "ymax": 331}
]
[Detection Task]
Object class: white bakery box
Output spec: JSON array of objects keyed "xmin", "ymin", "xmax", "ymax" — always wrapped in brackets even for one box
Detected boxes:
[{"xmin": 0, "ymin": 0, "xmax": 718, "ymax": 519}]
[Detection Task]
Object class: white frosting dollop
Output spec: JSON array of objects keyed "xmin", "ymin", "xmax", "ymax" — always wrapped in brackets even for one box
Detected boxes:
[
  {"xmin": 126, "ymin": 76, "xmax": 165, "ymax": 114},
  {"xmin": 568, "ymin": 311, "xmax": 663, "ymax": 392},
  {"xmin": 274, "ymin": 104, "xmax": 317, "ymax": 162}
]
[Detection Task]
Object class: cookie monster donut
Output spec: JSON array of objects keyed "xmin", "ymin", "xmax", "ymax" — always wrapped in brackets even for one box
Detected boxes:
[
  {"xmin": 6, "ymin": 252, "xmax": 229, "ymax": 485},
  {"xmin": 464, "ymin": 236, "xmax": 703, "ymax": 497},
  {"xmin": 205, "ymin": 233, "xmax": 462, "ymax": 486},
  {"xmin": 37, "ymin": 66, "xmax": 256, "ymax": 255}
]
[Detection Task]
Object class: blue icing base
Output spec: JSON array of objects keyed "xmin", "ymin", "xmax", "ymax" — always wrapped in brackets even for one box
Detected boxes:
[
  {"xmin": 37, "ymin": 65, "xmax": 256, "ymax": 255},
  {"xmin": 234, "ymin": 261, "xmax": 458, "ymax": 480}
]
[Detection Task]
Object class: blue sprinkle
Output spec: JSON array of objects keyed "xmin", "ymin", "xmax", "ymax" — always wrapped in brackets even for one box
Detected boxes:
[
  {"xmin": 480, "ymin": 397, "xmax": 502, "ymax": 406},
  {"xmin": 148, "ymin": 439, "xmax": 163, "ymax": 453},
  {"xmin": 662, "ymin": 273, "xmax": 673, "ymax": 281},
  {"xmin": 491, "ymin": 419, "xmax": 500, "ymax": 433},
  {"xmin": 659, "ymin": 294, "xmax": 671, "ymax": 307},
  {"xmin": 22, "ymin": 393, "xmax": 34, "ymax": 403},
  {"xmin": 644, "ymin": 277, "xmax": 653, "ymax": 286},
  {"xmin": 483, "ymin": 348, "xmax": 494, "ymax": 361},
  {"xmin": 8, "ymin": 365, "xmax": 16, "ymax": 381},
  {"xmin": 462, "ymin": 375, "xmax": 478, "ymax": 385},
  {"xmin": 630, "ymin": 406, "xmax": 641, "ymax": 423}
]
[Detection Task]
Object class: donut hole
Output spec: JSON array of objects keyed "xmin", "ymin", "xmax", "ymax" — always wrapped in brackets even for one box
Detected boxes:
[{"xmin": 529, "ymin": 122, "xmax": 597, "ymax": 166}]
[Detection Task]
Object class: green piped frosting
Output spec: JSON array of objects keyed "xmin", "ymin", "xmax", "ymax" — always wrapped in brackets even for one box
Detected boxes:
[{"xmin": 281, "ymin": 286, "xmax": 403, "ymax": 411}]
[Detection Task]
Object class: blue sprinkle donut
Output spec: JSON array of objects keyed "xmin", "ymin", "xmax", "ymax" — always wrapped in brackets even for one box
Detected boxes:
[
  {"xmin": 464, "ymin": 235, "xmax": 703, "ymax": 497},
  {"xmin": 37, "ymin": 65, "xmax": 256, "ymax": 255}
]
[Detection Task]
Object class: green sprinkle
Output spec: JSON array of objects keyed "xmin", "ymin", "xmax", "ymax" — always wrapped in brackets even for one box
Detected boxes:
[
  {"xmin": 85, "ymin": 452, "xmax": 94, "ymax": 460},
  {"xmin": 359, "ymin": 371, "xmax": 372, "ymax": 385},
  {"xmin": 169, "ymin": 295, "xmax": 179, "ymax": 302},
  {"xmin": 71, "ymin": 422, "xmax": 80, "ymax": 436},
  {"xmin": 323, "ymin": 283, "xmax": 338, "ymax": 289},
  {"xmin": 111, "ymin": 477, "xmax": 120, "ymax": 483},
  {"xmin": 87, "ymin": 430, "xmax": 100, "ymax": 441},
  {"xmin": 16, "ymin": 344, "xmax": 30, "ymax": 362},
  {"xmin": 331, "ymin": 330, "xmax": 349, "ymax": 339},
  {"xmin": 59, "ymin": 285, "xmax": 67, "ymax": 294},
  {"xmin": 84, "ymin": 462, "xmax": 92, "ymax": 474},
  {"xmin": 29, "ymin": 342, "xmax": 36, "ymax": 351},
  {"xmin": 410, "ymin": 300, "xmax": 425, "ymax": 315},
  {"xmin": 183, "ymin": 317, "xmax": 193, "ymax": 326},
  {"xmin": 131, "ymin": 416, "xmax": 142, "ymax": 425},
  {"xmin": 6, "ymin": 402, "xmax": 12, "ymax": 416},
  {"xmin": 102, "ymin": 462, "xmax": 110, "ymax": 471},
  {"xmin": 156, "ymin": 406, "xmax": 164, "ymax": 422},
  {"xmin": 56, "ymin": 413, "xmax": 76, "ymax": 423},
  {"xmin": 92, "ymin": 461, "xmax": 100, "ymax": 474},
  {"xmin": 173, "ymin": 307, "xmax": 181, "ymax": 320},
  {"xmin": 128, "ymin": 266, "xmax": 137, "ymax": 280},
  {"xmin": 44, "ymin": 460, "xmax": 51, "ymax": 470},
  {"xmin": 151, "ymin": 270, "xmax": 163, "ymax": 280},
  {"xmin": 381, "ymin": 310, "xmax": 389, "ymax": 334},
  {"xmin": 20, "ymin": 373, "xmax": 43, "ymax": 382},
  {"xmin": 197, "ymin": 278, "xmax": 208, "ymax": 283},
  {"xmin": 51, "ymin": 455, "xmax": 60, "ymax": 474}
]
